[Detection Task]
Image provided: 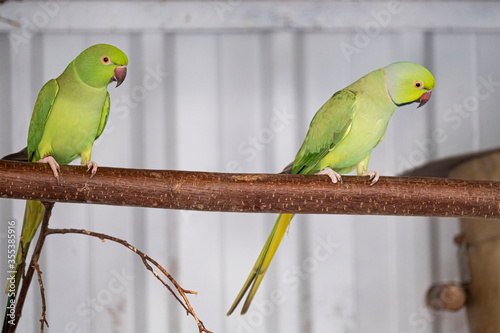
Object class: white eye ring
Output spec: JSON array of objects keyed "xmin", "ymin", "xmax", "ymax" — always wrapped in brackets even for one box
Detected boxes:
[{"xmin": 414, "ymin": 81, "xmax": 424, "ymax": 89}]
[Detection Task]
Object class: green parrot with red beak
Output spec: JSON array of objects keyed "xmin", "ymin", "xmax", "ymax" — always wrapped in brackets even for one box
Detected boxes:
[
  {"xmin": 227, "ymin": 61, "xmax": 435, "ymax": 315},
  {"xmin": 3, "ymin": 44, "xmax": 128, "ymax": 331}
]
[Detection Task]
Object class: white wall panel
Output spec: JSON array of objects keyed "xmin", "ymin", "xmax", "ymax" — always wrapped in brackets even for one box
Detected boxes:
[
  {"xmin": 1, "ymin": 2, "xmax": 499, "ymax": 333},
  {"xmin": 477, "ymin": 34, "xmax": 500, "ymax": 150}
]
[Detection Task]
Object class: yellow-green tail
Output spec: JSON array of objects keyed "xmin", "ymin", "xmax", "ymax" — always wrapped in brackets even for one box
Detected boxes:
[
  {"xmin": 3, "ymin": 200, "xmax": 45, "ymax": 332},
  {"xmin": 227, "ymin": 213, "xmax": 294, "ymax": 315}
]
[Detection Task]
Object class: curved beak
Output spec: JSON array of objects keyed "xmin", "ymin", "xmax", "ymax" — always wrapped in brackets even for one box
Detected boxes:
[
  {"xmin": 112, "ymin": 66, "xmax": 127, "ymax": 87},
  {"xmin": 418, "ymin": 90, "xmax": 432, "ymax": 108}
]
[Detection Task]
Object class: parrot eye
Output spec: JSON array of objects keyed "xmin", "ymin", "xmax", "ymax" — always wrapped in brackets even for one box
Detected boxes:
[
  {"xmin": 414, "ymin": 81, "xmax": 423, "ymax": 89},
  {"xmin": 101, "ymin": 56, "xmax": 111, "ymax": 65}
]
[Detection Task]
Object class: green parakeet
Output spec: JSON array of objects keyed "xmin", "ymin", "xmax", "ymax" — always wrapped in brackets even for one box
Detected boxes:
[
  {"xmin": 227, "ymin": 61, "xmax": 435, "ymax": 315},
  {"xmin": 3, "ymin": 44, "xmax": 127, "ymax": 330}
]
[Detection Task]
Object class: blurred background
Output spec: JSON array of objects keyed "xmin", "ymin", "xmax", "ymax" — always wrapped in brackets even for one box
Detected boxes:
[{"xmin": 1, "ymin": 1, "xmax": 499, "ymax": 332}]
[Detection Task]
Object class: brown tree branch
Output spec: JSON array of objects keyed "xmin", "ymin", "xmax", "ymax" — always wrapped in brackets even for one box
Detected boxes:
[
  {"xmin": 7, "ymin": 202, "xmax": 54, "ymax": 333},
  {"xmin": 0, "ymin": 160, "xmax": 498, "ymax": 219},
  {"xmin": 46, "ymin": 228, "xmax": 212, "ymax": 333}
]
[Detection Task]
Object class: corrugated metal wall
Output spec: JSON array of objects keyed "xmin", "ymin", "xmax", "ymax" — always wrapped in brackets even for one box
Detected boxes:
[{"xmin": 1, "ymin": 2, "xmax": 499, "ymax": 332}]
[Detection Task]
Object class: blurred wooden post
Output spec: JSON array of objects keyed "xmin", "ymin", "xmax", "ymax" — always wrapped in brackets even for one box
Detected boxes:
[
  {"xmin": 406, "ymin": 148, "xmax": 500, "ymax": 329},
  {"xmin": 449, "ymin": 152, "xmax": 500, "ymax": 333}
]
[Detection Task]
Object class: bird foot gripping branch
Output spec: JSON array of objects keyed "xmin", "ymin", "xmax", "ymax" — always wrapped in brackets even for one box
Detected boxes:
[
  {"xmin": 83, "ymin": 161, "xmax": 99, "ymax": 179},
  {"xmin": 362, "ymin": 170, "xmax": 380, "ymax": 186},
  {"xmin": 37, "ymin": 155, "xmax": 60, "ymax": 184},
  {"xmin": 316, "ymin": 167, "xmax": 343, "ymax": 184}
]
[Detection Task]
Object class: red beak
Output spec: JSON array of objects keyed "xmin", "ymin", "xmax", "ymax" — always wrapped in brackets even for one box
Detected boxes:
[
  {"xmin": 113, "ymin": 66, "xmax": 127, "ymax": 87},
  {"xmin": 418, "ymin": 90, "xmax": 432, "ymax": 108}
]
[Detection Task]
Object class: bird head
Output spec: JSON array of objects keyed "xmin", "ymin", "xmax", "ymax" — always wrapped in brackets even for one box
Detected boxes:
[
  {"xmin": 384, "ymin": 61, "xmax": 435, "ymax": 108},
  {"xmin": 74, "ymin": 44, "xmax": 128, "ymax": 89}
]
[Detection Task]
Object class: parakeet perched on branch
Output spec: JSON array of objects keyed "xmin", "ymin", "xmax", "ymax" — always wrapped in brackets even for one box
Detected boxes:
[
  {"xmin": 3, "ymin": 44, "xmax": 128, "ymax": 331},
  {"xmin": 227, "ymin": 61, "xmax": 435, "ymax": 315}
]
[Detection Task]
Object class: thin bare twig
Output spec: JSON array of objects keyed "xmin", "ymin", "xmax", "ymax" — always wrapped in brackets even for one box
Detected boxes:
[
  {"xmin": 46, "ymin": 228, "xmax": 213, "ymax": 333},
  {"xmin": 6, "ymin": 205, "xmax": 211, "ymax": 333},
  {"xmin": 0, "ymin": 16, "xmax": 21, "ymax": 28},
  {"xmin": 33, "ymin": 261, "xmax": 49, "ymax": 332}
]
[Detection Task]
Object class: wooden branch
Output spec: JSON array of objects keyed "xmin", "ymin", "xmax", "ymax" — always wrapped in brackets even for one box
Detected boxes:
[
  {"xmin": 449, "ymin": 151, "xmax": 500, "ymax": 333},
  {"xmin": 0, "ymin": 160, "xmax": 499, "ymax": 219}
]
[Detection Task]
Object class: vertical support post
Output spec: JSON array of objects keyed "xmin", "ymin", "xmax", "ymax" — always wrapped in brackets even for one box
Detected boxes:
[{"xmin": 450, "ymin": 152, "xmax": 500, "ymax": 332}]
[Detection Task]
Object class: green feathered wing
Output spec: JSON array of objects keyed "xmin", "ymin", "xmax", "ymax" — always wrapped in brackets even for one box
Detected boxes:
[
  {"xmin": 292, "ymin": 90, "xmax": 356, "ymax": 175},
  {"xmin": 27, "ymin": 80, "xmax": 59, "ymax": 162},
  {"xmin": 95, "ymin": 92, "xmax": 110, "ymax": 140}
]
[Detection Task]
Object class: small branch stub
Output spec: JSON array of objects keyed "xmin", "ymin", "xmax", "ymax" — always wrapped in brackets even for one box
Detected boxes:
[{"xmin": 426, "ymin": 283, "xmax": 467, "ymax": 311}]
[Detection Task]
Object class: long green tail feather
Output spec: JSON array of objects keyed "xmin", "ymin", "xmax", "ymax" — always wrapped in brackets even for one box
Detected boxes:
[{"xmin": 227, "ymin": 213, "xmax": 294, "ymax": 315}]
